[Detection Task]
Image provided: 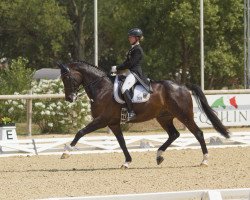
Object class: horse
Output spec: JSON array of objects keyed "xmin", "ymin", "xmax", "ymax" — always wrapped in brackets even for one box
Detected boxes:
[{"xmin": 57, "ymin": 61, "xmax": 230, "ymax": 168}]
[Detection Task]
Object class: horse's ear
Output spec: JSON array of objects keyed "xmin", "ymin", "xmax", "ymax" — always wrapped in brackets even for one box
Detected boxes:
[{"xmin": 56, "ymin": 61, "xmax": 70, "ymax": 74}]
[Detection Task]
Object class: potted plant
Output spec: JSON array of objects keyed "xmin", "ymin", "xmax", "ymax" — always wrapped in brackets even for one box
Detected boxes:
[
  {"xmin": 0, "ymin": 117, "xmax": 15, "ymax": 127},
  {"xmin": 0, "ymin": 116, "xmax": 17, "ymax": 152}
]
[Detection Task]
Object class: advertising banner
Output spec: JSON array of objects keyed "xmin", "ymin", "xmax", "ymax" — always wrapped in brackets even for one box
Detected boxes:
[{"xmin": 193, "ymin": 94, "xmax": 250, "ymax": 127}]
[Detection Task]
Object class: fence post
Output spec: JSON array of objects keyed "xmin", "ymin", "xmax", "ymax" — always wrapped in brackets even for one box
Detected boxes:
[{"xmin": 26, "ymin": 90, "xmax": 32, "ymax": 137}]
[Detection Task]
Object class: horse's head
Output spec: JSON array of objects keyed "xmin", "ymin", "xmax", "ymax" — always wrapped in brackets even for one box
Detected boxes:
[{"xmin": 57, "ymin": 62, "xmax": 82, "ymax": 102}]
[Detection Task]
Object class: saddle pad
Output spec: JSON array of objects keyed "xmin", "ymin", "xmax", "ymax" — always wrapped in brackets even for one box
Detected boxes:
[{"xmin": 113, "ymin": 76, "xmax": 150, "ymax": 104}]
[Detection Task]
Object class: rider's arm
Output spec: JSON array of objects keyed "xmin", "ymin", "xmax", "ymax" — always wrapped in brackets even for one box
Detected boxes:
[{"xmin": 117, "ymin": 48, "xmax": 142, "ymax": 70}]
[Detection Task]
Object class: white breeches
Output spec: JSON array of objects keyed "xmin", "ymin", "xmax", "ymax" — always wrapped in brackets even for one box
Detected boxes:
[{"xmin": 121, "ymin": 72, "xmax": 137, "ymax": 94}]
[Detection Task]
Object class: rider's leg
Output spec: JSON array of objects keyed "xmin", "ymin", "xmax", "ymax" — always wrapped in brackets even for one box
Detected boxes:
[{"xmin": 121, "ymin": 73, "xmax": 137, "ymax": 121}]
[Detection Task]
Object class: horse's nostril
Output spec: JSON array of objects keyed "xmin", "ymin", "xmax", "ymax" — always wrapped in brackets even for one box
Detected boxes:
[{"xmin": 65, "ymin": 96, "xmax": 73, "ymax": 102}]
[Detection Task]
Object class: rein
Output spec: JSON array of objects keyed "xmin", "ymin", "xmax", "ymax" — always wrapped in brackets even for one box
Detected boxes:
[{"xmin": 83, "ymin": 75, "xmax": 106, "ymax": 89}]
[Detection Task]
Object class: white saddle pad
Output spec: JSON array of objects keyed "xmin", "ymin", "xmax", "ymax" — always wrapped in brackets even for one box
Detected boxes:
[{"xmin": 113, "ymin": 76, "xmax": 150, "ymax": 104}]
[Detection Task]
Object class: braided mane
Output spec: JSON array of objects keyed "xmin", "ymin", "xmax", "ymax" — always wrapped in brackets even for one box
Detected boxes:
[{"xmin": 76, "ymin": 60, "xmax": 107, "ymax": 75}]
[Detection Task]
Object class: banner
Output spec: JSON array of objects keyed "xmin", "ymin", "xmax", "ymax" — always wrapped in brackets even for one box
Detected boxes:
[{"xmin": 193, "ymin": 94, "xmax": 250, "ymax": 127}]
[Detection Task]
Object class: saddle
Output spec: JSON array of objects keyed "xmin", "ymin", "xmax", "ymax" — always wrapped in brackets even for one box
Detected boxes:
[{"xmin": 113, "ymin": 75, "xmax": 151, "ymax": 104}]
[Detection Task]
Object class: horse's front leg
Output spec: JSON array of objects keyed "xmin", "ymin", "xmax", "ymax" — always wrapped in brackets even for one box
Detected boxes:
[
  {"xmin": 109, "ymin": 124, "xmax": 132, "ymax": 169},
  {"xmin": 61, "ymin": 117, "xmax": 107, "ymax": 159}
]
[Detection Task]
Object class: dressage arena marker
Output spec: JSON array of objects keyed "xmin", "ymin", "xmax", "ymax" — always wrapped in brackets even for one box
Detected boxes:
[
  {"xmin": 0, "ymin": 131, "xmax": 249, "ymax": 157},
  {"xmin": 38, "ymin": 188, "xmax": 250, "ymax": 200}
]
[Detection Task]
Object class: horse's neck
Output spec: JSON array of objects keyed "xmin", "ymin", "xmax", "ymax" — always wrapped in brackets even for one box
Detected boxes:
[{"xmin": 81, "ymin": 69, "xmax": 112, "ymax": 100}]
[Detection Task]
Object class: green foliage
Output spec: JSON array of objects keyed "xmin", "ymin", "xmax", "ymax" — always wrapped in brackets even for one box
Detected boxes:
[
  {"xmin": 32, "ymin": 79, "xmax": 91, "ymax": 133},
  {"xmin": 0, "ymin": 0, "xmax": 72, "ymax": 68},
  {"xmin": 0, "ymin": 57, "xmax": 34, "ymax": 95},
  {"xmin": 0, "ymin": 117, "xmax": 12, "ymax": 125},
  {"xmin": 99, "ymin": 0, "xmax": 244, "ymax": 89},
  {"xmin": 0, "ymin": 0, "xmax": 245, "ymax": 89},
  {"xmin": 3, "ymin": 79, "xmax": 91, "ymax": 133},
  {"xmin": 1, "ymin": 98, "xmax": 26, "ymax": 123}
]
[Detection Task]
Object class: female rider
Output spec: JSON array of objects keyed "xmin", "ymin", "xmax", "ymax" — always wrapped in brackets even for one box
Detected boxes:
[{"xmin": 111, "ymin": 28, "xmax": 146, "ymax": 121}]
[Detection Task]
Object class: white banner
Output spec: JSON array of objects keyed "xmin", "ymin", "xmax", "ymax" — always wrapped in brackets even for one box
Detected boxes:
[{"xmin": 193, "ymin": 94, "xmax": 250, "ymax": 127}]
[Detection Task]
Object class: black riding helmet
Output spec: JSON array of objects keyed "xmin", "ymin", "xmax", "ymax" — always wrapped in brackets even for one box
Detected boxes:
[{"xmin": 128, "ymin": 28, "xmax": 143, "ymax": 38}]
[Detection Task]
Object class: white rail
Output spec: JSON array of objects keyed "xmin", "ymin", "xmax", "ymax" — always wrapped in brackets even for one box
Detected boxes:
[
  {"xmin": 0, "ymin": 132, "xmax": 249, "ymax": 157},
  {"xmin": 38, "ymin": 188, "xmax": 250, "ymax": 200}
]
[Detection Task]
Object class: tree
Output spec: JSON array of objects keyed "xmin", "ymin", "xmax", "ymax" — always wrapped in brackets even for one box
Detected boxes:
[
  {"xmin": 58, "ymin": 0, "xmax": 96, "ymax": 61},
  {"xmin": 0, "ymin": 0, "xmax": 72, "ymax": 68},
  {"xmin": 98, "ymin": 0, "xmax": 244, "ymax": 89}
]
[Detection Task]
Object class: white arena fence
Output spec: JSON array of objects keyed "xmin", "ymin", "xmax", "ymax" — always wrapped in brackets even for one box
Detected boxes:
[
  {"xmin": 38, "ymin": 188, "xmax": 250, "ymax": 200},
  {"xmin": 0, "ymin": 132, "xmax": 250, "ymax": 157}
]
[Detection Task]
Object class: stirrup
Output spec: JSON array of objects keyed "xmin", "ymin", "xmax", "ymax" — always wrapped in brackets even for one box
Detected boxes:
[{"xmin": 127, "ymin": 111, "xmax": 136, "ymax": 121}]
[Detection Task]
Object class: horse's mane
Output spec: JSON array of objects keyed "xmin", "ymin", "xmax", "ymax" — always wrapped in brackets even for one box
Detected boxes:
[{"xmin": 75, "ymin": 60, "xmax": 107, "ymax": 77}]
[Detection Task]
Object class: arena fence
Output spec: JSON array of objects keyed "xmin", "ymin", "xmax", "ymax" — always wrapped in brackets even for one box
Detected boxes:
[
  {"xmin": 0, "ymin": 89, "xmax": 250, "ymax": 136},
  {"xmin": 0, "ymin": 132, "xmax": 250, "ymax": 157},
  {"xmin": 38, "ymin": 188, "xmax": 250, "ymax": 200}
]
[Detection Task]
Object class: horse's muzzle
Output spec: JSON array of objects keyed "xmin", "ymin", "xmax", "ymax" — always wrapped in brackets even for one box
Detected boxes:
[{"xmin": 65, "ymin": 93, "xmax": 77, "ymax": 102}]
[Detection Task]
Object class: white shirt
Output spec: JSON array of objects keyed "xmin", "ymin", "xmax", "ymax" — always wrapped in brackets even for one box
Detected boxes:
[{"xmin": 131, "ymin": 42, "xmax": 140, "ymax": 48}]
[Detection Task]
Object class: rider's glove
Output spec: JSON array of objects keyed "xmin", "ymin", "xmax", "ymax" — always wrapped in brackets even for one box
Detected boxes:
[{"xmin": 111, "ymin": 66, "xmax": 117, "ymax": 73}]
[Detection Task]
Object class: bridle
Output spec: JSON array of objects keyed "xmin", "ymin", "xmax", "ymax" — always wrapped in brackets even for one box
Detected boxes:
[
  {"xmin": 61, "ymin": 71, "xmax": 107, "ymax": 98},
  {"xmin": 61, "ymin": 72, "xmax": 82, "ymax": 97}
]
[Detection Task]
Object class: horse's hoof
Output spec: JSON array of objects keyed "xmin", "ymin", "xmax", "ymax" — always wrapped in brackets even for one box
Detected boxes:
[
  {"xmin": 61, "ymin": 152, "xmax": 70, "ymax": 159},
  {"xmin": 120, "ymin": 162, "xmax": 130, "ymax": 169},
  {"xmin": 120, "ymin": 165, "xmax": 129, "ymax": 169},
  {"xmin": 156, "ymin": 156, "xmax": 164, "ymax": 165},
  {"xmin": 200, "ymin": 162, "xmax": 208, "ymax": 167}
]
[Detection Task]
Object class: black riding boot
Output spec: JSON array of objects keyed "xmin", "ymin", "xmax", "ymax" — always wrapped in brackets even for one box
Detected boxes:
[{"xmin": 123, "ymin": 90, "xmax": 136, "ymax": 121}]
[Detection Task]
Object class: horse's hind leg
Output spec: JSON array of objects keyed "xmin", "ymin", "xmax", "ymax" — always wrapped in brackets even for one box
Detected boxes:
[
  {"xmin": 183, "ymin": 119, "xmax": 209, "ymax": 166},
  {"xmin": 156, "ymin": 116, "xmax": 180, "ymax": 165}
]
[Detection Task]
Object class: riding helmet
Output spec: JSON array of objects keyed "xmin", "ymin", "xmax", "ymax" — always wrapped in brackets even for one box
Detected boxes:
[{"xmin": 128, "ymin": 28, "xmax": 143, "ymax": 37}]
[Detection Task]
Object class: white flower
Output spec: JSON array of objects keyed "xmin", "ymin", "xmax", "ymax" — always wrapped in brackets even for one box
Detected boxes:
[
  {"xmin": 84, "ymin": 115, "xmax": 92, "ymax": 122},
  {"xmin": 48, "ymin": 123, "xmax": 53, "ymax": 127},
  {"xmin": 35, "ymin": 102, "xmax": 45, "ymax": 108},
  {"xmin": 80, "ymin": 109, "xmax": 86, "ymax": 113},
  {"xmin": 68, "ymin": 103, "xmax": 74, "ymax": 108},
  {"xmin": 45, "ymin": 110, "xmax": 50, "ymax": 115},
  {"xmin": 51, "ymin": 111, "xmax": 56, "ymax": 116},
  {"xmin": 12, "ymin": 101, "xmax": 18, "ymax": 105},
  {"xmin": 17, "ymin": 105, "xmax": 24, "ymax": 109},
  {"xmin": 8, "ymin": 107, "xmax": 14, "ymax": 113},
  {"xmin": 50, "ymin": 103, "xmax": 56, "ymax": 107},
  {"xmin": 59, "ymin": 120, "xmax": 65, "ymax": 124},
  {"xmin": 41, "ymin": 111, "xmax": 45, "ymax": 115}
]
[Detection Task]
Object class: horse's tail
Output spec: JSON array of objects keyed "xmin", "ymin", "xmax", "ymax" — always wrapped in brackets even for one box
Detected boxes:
[{"xmin": 186, "ymin": 83, "xmax": 230, "ymax": 138}]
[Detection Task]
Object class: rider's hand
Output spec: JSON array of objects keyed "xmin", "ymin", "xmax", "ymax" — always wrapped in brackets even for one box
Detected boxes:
[{"xmin": 111, "ymin": 66, "xmax": 117, "ymax": 73}]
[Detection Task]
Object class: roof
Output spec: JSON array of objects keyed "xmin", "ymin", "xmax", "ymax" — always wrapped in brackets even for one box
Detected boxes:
[{"xmin": 33, "ymin": 68, "xmax": 60, "ymax": 80}]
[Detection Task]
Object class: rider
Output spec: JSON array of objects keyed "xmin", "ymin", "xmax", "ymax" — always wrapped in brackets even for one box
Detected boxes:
[{"xmin": 111, "ymin": 28, "xmax": 146, "ymax": 121}]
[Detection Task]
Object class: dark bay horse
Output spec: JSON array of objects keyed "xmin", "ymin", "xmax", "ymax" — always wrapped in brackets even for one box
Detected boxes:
[{"xmin": 57, "ymin": 61, "xmax": 230, "ymax": 168}]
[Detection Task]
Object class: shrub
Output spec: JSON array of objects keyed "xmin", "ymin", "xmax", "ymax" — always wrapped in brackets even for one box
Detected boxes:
[
  {"xmin": 0, "ymin": 57, "xmax": 34, "ymax": 95},
  {"xmin": 0, "ymin": 57, "xmax": 34, "ymax": 122},
  {"xmin": 4, "ymin": 79, "xmax": 91, "ymax": 134}
]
